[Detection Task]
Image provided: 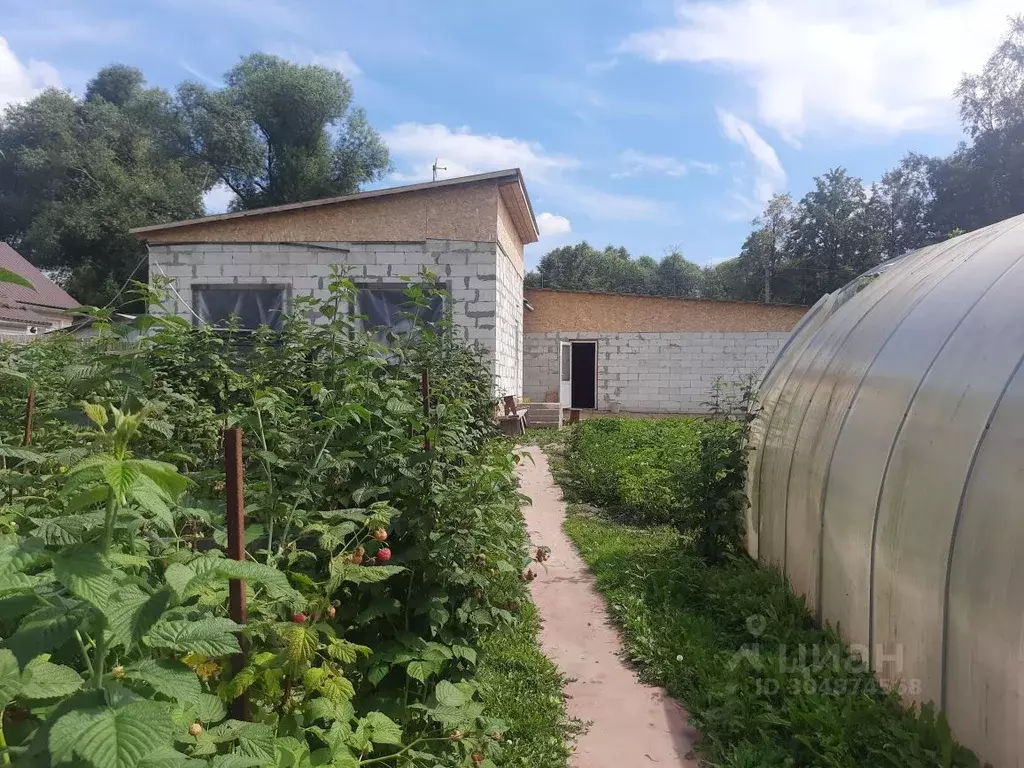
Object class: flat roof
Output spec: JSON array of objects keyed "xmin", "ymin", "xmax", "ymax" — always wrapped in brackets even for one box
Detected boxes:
[{"xmin": 131, "ymin": 168, "xmax": 539, "ymax": 244}]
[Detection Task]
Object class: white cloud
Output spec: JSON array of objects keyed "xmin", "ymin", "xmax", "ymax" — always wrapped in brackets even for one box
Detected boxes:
[
  {"xmin": 203, "ymin": 183, "xmax": 235, "ymax": 215},
  {"xmin": 537, "ymin": 213, "xmax": 572, "ymax": 238},
  {"xmin": 614, "ymin": 149, "xmax": 719, "ymax": 178},
  {"xmin": 0, "ymin": 36, "xmax": 60, "ymax": 111},
  {"xmin": 384, "ymin": 122, "xmax": 665, "ymax": 222},
  {"xmin": 621, "ymin": 0, "xmax": 1018, "ymax": 140},
  {"xmin": 383, "ymin": 122, "xmax": 579, "ymax": 182},
  {"xmin": 717, "ymin": 108, "xmax": 786, "ymax": 205},
  {"xmin": 271, "ymin": 46, "xmax": 362, "ymax": 77}
]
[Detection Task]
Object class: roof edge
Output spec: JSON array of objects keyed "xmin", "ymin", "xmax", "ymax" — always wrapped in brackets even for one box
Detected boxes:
[
  {"xmin": 523, "ymin": 286, "xmax": 809, "ymax": 309},
  {"xmin": 132, "ymin": 169, "xmax": 530, "ymax": 238}
]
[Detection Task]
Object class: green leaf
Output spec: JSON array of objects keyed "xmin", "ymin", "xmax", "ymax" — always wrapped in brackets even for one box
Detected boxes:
[
  {"xmin": 163, "ymin": 563, "xmax": 196, "ymax": 601},
  {"xmin": 235, "ymin": 722, "xmax": 276, "ymax": 763},
  {"xmin": 145, "ymin": 618, "xmax": 242, "ymax": 656},
  {"xmin": 66, "ymin": 485, "xmax": 111, "ymax": 513},
  {"xmin": 0, "ymin": 266, "xmax": 34, "ymax": 288},
  {"xmin": 451, "ymin": 645, "xmax": 477, "ymax": 665},
  {"xmin": 209, "ymin": 756, "xmax": 264, "ymax": 768},
  {"xmin": 105, "ymin": 587, "xmax": 171, "ymax": 649},
  {"xmin": 187, "ymin": 557, "xmax": 299, "ymax": 601},
  {"xmin": 82, "ymin": 402, "xmax": 109, "ymax": 428},
  {"xmin": 0, "ymin": 649, "xmax": 21, "ymax": 704},
  {"xmin": 328, "ymin": 562, "xmax": 404, "ymax": 590},
  {"xmin": 189, "ymin": 693, "xmax": 227, "ymax": 725},
  {"xmin": 364, "ymin": 711, "xmax": 403, "ymax": 746},
  {"xmin": 278, "ymin": 624, "xmax": 318, "ymax": 671},
  {"xmin": 124, "ymin": 659, "xmax": 200, "ymax": 706},
  {"xmin": 0, "ymin": 536, "xmax": 49, "ymax": 595},
  {"xmin": 104, "ymin": 460, "xmax": 143, "ymax": 504},
  {"xmin": 433, "ymin": 680, "xmax": 470, "ymax": 708},
  {"xmin": 0, "ymin": 445, "xmax": 46, "ymax": 463},
  {"xmin": 304, "ymin": 698, "xmax": 354, "ymax": 725},
  {"xmin": 49, "ymin": 701, "xmax": 176, "ymax": 768},
  {"xmin": 127, "ymin": 473, "xmax": 175, "ymax": 531},
  {"xmin": 19, "ymin": 655, "xmax": 84, "ymax": 699},
  {"xmin": 53, "ymin": 543, "xmax": 114, "ymax": 609},
  {"xmin": 130, "ymin": 459, "xmax": 190, "ymax": 498},
  {"xmin": 405, "ymin": 660, "xmax": 433, "ymax": 683},
  {"xmin": 5, "ymin": 602, "xmax": 95, "ymax": 666}
]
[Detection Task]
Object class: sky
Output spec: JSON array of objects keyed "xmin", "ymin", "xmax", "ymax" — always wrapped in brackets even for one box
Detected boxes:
[{"xmin": 0, "ymin": 0, "xmax": 1019, "ymax": 270}]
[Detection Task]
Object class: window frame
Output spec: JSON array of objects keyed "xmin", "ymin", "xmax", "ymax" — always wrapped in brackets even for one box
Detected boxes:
[
  {"xmin": 190, "ymin": 282, "xmax": 291, "ymax": 332},
  {"xmin": 350, "ymin": 280, "xmax": 448, "ymax": 337}
]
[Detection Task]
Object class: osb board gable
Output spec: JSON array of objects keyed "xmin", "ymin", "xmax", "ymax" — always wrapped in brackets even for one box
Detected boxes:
[
  {"xmin": 144, "ymin": 182, "xmax": 500, "ymax": 244},
  {"xmin": 496, "ymin": 196, "xmax": 524, "ymax": 276},
  {"xmin": 523, "ymin": 289, "xmax": 807, "ymax": 333}
]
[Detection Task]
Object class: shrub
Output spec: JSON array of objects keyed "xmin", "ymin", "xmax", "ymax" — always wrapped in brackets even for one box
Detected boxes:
[
  {"xmin": 0, "ymin": 272, "xmax": 541, "ymax": 767},
  {"xmin": 564, "ymin": 412, "xmax": 750, "ymax": 560}
]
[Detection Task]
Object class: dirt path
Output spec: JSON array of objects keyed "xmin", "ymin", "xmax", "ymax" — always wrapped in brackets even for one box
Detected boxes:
[{"xmin": 517, "ymin": 446, "xmax": 700, "ymax": 767}]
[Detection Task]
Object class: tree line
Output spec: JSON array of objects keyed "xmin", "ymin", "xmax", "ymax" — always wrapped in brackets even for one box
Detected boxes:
[
  {"xmin": 0, "ymin": 55, "xmax": 391, "ymax": 305},
  {"xmin": 528, "ymin": 16, "xmax": 1024, "ymax": 306}
]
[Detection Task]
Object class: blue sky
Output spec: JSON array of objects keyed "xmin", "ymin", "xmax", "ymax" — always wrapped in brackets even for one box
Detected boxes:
[{"xmin": 0, "ymin": 0, "xmax": 1017, "ymax": 269}]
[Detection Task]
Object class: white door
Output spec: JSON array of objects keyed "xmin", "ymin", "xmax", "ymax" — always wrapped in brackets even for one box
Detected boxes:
[{"xmin": 559, "ymin": 342, "xmax": 572, "ymax": 406}]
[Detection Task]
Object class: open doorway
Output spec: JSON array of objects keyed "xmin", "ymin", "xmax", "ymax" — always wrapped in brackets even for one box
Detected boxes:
[{"xmin": 563, "ymin": 341, "xmax": 596, "ymax": 409}]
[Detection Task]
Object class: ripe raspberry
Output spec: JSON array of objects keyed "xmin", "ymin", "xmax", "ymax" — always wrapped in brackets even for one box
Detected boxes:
[
  {"xmin": 291, "ymin": 612, "xmax": 307, "ymax": 624},
  {"xmin": 377, "ymin": 547, "xmax": 392, "ymax": 563}
]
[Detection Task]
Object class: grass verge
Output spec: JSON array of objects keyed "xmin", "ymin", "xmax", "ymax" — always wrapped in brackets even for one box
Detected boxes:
[{"xmin": 562, "ymin": 507, "xmax": 979, "ymax": 768}]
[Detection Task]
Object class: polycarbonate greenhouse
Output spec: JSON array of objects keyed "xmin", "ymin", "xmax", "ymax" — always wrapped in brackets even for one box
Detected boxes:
[{"xmin": 747, "ymin": 212, "xmax": 1024, "ymax": 767}]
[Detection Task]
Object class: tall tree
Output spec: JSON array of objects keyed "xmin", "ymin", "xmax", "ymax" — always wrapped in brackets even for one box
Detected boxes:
[
  {"xmin": 177, "ymin": 54, "xmax": 390, "ymax": 210},
  {"xmin": 657, "ymin": 252, "xmax": 703, "ymax": 297},
  {"xmin": 0, "ymin": 65, "xmax": 208, "ymax": 305},
  {"xmin": 866, "ymin": 153, "xmax": 936, "ymax": 260},
  {"xmin": 753, "ymin": 193, "xmax": 793, "ymax": 303},
  {"xmin": 785, "ymin": 168, "xmax": 882, "ymax": 303}
]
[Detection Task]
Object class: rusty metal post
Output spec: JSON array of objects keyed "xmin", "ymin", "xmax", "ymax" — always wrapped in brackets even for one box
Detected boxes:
[
  {"xmin": 223, "ymin": 427, "xmax": 250, "ymax": 720},
  {"xmin": 22, "ymin": 386, "xmax": 35, "ymax": 446},
  {"xmin": 421, "ymin": 368, "xmax": 431, "ymax": 451}
]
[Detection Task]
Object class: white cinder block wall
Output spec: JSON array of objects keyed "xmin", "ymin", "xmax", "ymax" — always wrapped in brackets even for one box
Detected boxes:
[
  {"xmin": 493, "ymin": 245, "xmax": 523, "ymax": 397},
  {"xmin": 523, "ymin": 331, "xmax": 789, "ymax": 412},
  {"xmin": 148, "ymin": 239, "xmax": 522, "ymax": 394}
]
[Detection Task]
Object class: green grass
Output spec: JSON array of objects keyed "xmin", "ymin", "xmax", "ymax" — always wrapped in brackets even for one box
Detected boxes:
[
  {"xmin": 562, "ymin": 508, "xmax": 978, "ymax": 767},
  {"xmin": 477, "ymin": 594, "xmax": 582, "ymax": 767}
]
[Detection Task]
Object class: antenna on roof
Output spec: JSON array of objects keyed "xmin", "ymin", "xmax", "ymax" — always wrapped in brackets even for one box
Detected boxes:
[{"xmin": 432, "ymin": 159, "xmax": 446, "ymax": 182}]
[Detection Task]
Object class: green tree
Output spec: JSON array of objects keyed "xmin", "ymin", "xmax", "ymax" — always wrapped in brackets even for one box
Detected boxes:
[
  {"xmin": 656, "ymin": 252, "xmax": 703, "ymax": 297},
  {"xmin": 177, "ymin": 54, "xmax": 390, "ymax": 210},
  {"xmin": 866, "ymin": 153, "xmax": 936, "ymax": 260},
  {"xmin": 0, "ymin": 65, "xmax": 208, "ymax": 305},
  {"xmin": 785, "ymin": 167, "xmax": 882, "ymax": 304}
]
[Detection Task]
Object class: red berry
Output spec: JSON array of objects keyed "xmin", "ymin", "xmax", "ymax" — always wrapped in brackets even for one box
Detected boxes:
[
  {"xmin": 472, "ymin": 753, "xmax": 484, "ymax": 767},
  {"xmin": 377, "ymin": 547, "xmax": 392, "ymax": 563},
  {"xmin": 291, "ymin": 612, "xmax": 307, "ymax": 624},
  {"xmin": 372, "ymin": 529, "xmax": 388, "ymax": 541}
]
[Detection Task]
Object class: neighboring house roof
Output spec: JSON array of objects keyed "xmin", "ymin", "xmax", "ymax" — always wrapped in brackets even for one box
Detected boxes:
[
  {"xmin": 131, "ymin": 168, "xmax": 540, "ymax": 245},
  {"xmin": 523, "ymin": 287, "xmax": 808, "ymax": 334},
  {"xmin": 0, "ymin": 243, "xmax": 80, "ymax": 327}
]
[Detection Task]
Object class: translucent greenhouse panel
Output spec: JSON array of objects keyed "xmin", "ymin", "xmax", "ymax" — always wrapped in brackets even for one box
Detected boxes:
[
  {"xmin": 745, "ymin": 293, "xmax": 834, "ymax": 559},
  {"xmin": 944, "ymin": 364, "xmax": 1024, "ymax": 768},
  {"xmin": 782, "ymin": 236, "xmax": 972, "ymax": 608},
  {"xmin": 819, "ymin": 222, "xmax": 1022, "ymax": 654},
  {"xmin": 872, "ymin": 250, "xmax": 1024, "ymax": 706}
]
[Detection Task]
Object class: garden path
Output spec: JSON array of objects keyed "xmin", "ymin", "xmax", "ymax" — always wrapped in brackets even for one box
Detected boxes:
[{"xmin": 517, "ymin": 446, "xmax": 699, "ymax": 767}]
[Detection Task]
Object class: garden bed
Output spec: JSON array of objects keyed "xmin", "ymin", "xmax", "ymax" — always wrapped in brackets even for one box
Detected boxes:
[{"xmin": 0, "ymin": 277, "xmax": 573, "ymax": 768}]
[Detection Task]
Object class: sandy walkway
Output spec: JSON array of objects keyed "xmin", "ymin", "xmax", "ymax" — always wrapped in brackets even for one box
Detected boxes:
[{"xmin": 517, "ymin": 446, "xmax": 700, "ymax": 767}]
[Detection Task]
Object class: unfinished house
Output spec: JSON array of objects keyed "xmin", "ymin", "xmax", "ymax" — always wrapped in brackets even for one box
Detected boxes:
[
  {"xmin": 522, "ymin": 288, "xmax": 806, "ymax": 413},
  {"xmin": 132, "ymin": 170, "xmax": 538, "ymax": 397}
]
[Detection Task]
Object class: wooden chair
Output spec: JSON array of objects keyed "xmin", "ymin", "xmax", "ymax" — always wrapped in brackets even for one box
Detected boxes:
[{"xmin": 498, "ymin": 395, "xmax": 529, "ymax": 436}]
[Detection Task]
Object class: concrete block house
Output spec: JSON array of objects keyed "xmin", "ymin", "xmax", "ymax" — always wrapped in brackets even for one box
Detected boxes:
[
  {"xmin": 133, "ymin": 170, "xmax": 536, "ymax": 398},
  {"xmin": 135, "ymin": 169, "xmax": 807, "ymax": 414}
]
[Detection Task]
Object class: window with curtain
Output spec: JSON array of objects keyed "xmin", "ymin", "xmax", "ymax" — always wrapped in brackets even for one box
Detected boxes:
[{"xmin": 192, "ymin": 285, "xmax": 286, "ymax": 330}]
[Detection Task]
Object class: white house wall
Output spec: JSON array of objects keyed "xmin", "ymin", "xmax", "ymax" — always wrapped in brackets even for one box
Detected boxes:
[
  {"xmin": 148, "ymin": 239, "xmax": 522, "ymax": 394},
  {"xmin": 523, "ymin": 331, "xmax": 789, "ymax": 412}
]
